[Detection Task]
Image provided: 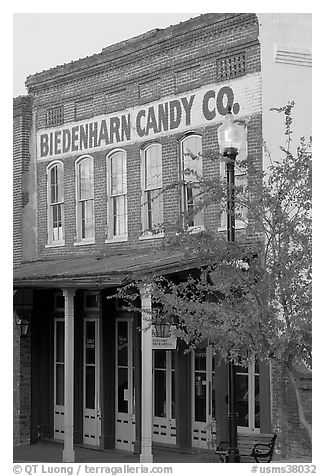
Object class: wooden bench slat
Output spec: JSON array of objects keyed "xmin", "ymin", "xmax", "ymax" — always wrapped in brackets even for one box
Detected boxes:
[{"xmin": 215, "ymin": 433, "xmax": 277, "ymax": 463}]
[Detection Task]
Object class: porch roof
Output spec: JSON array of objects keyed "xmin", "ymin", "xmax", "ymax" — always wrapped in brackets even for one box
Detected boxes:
[{"xmin": 13, "ymin": 249, "xmax": 197, "ymax": 289}]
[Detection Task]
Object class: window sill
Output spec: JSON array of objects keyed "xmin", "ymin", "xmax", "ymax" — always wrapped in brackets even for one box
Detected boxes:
[
  {"xmin": 139, "ymin": 232, "xmax": 164, "ymax": 241},
  {"xmin": 105, "ymin": 236, "xmax": 128, "ymax": 244},
  {"xmin": 45, "ymin": 241, "xmax": 65, "ymax": 248},
  {"xmin": 187, "ymin": 225, "xmax": 205, "ymax": 234},
  {"xmin": 218, "ymin": 223, "xmax": 247, "ymax": 232},
  {"xmin": 74, "ymin": 240, "xmax": 95, "ymax": 246}
]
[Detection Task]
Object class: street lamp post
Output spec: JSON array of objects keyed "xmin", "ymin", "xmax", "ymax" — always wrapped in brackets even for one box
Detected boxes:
[{"xmin": 217, "ymin": 107, "xmax": 246, "ymax": 463}]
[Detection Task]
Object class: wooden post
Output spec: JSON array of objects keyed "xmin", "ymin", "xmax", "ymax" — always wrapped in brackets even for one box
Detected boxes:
[
  {"xmin": 62, "ymin": 288, "xmax": 76, "ymax": 463},
  {"xmin": 139, "ymin": 284, "xmax": 153, "ymax": 463}
]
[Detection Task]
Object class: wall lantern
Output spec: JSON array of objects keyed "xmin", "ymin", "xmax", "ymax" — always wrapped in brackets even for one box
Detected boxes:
[
  {"xmin": 13, "ymin": 289, "xmax": 33, "ymax": 337},
  {"xmin": 14, "ymin": 311, "xmax": 30, "ymax": 337},
  {"xmin": 154, "ymin": 317, "xmax": 171, "ymax": 338}
]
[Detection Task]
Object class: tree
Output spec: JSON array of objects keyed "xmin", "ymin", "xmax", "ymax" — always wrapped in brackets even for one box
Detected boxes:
[{"xmin": 118, "ymin": 103, "xmax": 312, "ymax": 448}]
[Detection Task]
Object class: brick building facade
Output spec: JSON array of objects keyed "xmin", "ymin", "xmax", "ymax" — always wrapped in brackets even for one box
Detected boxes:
[{"xmin": 13, "ymin": 13, "xmax": 311, "ymax": 461}]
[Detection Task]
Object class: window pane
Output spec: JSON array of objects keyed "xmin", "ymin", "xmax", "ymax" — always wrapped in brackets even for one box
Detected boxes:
[
  {"xmin": 117, "ymin": 322, "xmax": 128, "ymax": 367},
  {"xmin": 111, "ymin": 152, "xmax": 126, "ymax": 195},
  {"xmin": 145, "ymin": 189, "xmax": 162, "ymax": 231},
  {"xmin": 255, "ymin": 375, "xmax": 260, "ymax": 428},
  {"xmin": 85, "ymin": 294, "xmax": 98, "ymax": 309},
  {"xmin": 112, "ymin": 195, "xmax": 127, "ymax": 237},
  {"xmin": 81, "ymin": 200, "xmax": 94, "ymax": 239},
  {"xmin": 182, "ymin": 135, "xmax": 202, "ymax": 181},
  {"xmin": 56, "ymin": 363, "xmax": 64, "ymax": 406},
  {"xmin": 85, "ymin": 366, "xmax": 95, "ymax": 409},
  {"xmin": 171, "ymin": 369, "xmax": 175, "ymax": 419},
  {"xmin": 85, "ymin": 321, "xmax": 95, "ymax": 365},
  {"xmin": 194, "ymin": 372, "xmax": 206, "ymax": 422},
  {"xmin": 144, "ymin": 144, "xmax": 162, "ymax": 190},
  {"xmin": 50, "ymin": 166, "xmax": 58, "ymax": 203},
  {"xmin": 154, "ymin": 369, "xmax": 166, "ymax": 417},
  {"xmin": 117, "ymin": 367, "xmax": 128, "ymax": 413},
  {"xmin": 154, "ymin": 350, "xmax": 166, "ymax": 369},
  {"xmin": 56, "ymin": 321, "xmax": 64, "ymax": 363},
  {"xmin": 195, "ymin": 351, "xmax": 206, "ymax": 371},
  {"xmin": 79, "ymin": 158, "xmax": 93, "ymax": 200},
  {"xmin": 236, "ymin": 373, "xmax": 249, "ymax": 427}
]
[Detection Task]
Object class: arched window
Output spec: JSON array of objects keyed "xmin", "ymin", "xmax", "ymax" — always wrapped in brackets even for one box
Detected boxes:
[
  {"xmin": 180, "ymin": 134, "xmax": 204, "ymax": 230},
  {"xmin": 107, "ymin": 150, "xmax": 127, "ymax": 241},
  {"xmin": 47, "ymin": 161, "xmax": 64, "ymax": 244},
  {"xmin": 76, "ymin": 156, "xmax": 94, "ymax": 242},
  {"xmin": 141, "ymin": 143, "xmax": 163, "ymax": 236}
]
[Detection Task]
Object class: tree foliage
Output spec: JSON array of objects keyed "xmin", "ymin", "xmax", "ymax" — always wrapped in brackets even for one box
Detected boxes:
[
  {"xmin": 116, "ymin": 104, "xmax": 312, "ymax": 436},
  {"xmin": 140, "ymin": 103, "xmax": 312, "ymax": 369}
]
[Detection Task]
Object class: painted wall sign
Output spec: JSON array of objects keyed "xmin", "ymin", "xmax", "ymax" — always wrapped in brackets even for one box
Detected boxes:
[{"xmin": 37, "ymin": 72, "xmax": 261, "ymax": 160}]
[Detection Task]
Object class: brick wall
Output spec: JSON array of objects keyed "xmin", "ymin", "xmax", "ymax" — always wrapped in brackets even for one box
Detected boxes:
[
  {"xmin": 271, "ymin": 362, "xmax": 312, "ymax": 460},
  {"xmin": 25, "ymin": 13, "xmax": 262, "ymax": 261},
  {"xmin": 13, "ymin": 96, "xmax": 32, "ymax": 267},
  {"xmin": 13, "ymin": 311, "xmax": 31, "ymax": 446}
]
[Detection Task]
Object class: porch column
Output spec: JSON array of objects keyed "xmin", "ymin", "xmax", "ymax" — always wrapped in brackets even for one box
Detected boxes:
[
  {"xmin": 139, "ymin": 284, "xmax": 153, "ymax": 463},
  {"xmin": 62, "ymin": 288, "xmax": 76, "ymax": 463}
]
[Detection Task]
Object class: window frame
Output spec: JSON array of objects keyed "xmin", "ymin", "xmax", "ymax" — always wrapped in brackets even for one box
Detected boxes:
[
  {"xmin": 46, "ymin": 160, "xmax": 65, "ymax": 247},
  {"xmin": 179, "ymin": 133, "xmax": 204, "ymax": 232},
  {"xmin": 75, "ymin": 155, "xmax": 95, "ymax": 245},
  {"xmin": 140, "ymin": 142, "xmax": 164, "ymax": 239},
  {"xmin": 236, "ymin": 359, "xmax": 260, "ymax": 434},
  {"xmin": 106, "ymin": 149, "xmax": 128, "ymax": 243}
]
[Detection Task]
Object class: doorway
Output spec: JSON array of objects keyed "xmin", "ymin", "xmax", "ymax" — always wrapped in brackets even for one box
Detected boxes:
[
  {"xmin": 115, "ymin": 318, "xmax": 135, "ymax": 451},
  {"xmin": 152, "ymin": 350, "xmax": 176, "ymax": 444}
]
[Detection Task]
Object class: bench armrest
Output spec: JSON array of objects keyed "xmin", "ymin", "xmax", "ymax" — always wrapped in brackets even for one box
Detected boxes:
[
  {"xmin": 251, "ymin": 441, "xmax": 275, "ymax": 463},
  {"xmin": 216, "ymin": 441, "xmax": 229, "ymax": 452}
]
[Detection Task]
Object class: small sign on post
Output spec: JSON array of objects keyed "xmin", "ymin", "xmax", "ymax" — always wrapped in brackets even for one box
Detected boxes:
[{"xmin": 152, "ymin": 325, "xmax": 177, "ymax": 350}]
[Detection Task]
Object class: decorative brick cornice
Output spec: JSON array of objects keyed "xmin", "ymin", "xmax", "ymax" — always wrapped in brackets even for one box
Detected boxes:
[{"xmin": 25, "ymin": 13, "xmax": 258, "ymax": 95}]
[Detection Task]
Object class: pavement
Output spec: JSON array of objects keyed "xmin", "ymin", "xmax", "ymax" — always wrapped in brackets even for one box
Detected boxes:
[{"xmin": 13, "ymin": 440, "xmax": 218, "ymax": 464}]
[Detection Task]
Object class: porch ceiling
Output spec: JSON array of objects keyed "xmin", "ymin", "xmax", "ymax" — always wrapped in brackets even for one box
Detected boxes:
[{"xmin": 13, "ymin": 249, "xmax": 197, "ymax": 289}]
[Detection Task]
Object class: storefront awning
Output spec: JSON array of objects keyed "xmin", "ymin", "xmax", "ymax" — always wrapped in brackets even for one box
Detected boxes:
[{"xmin": 13, "ymin": 250, "xmax": 196, "ymax": 289}]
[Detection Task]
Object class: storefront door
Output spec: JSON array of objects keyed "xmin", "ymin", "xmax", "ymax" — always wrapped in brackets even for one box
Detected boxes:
[
  {"xmin": 192, "ymin": 348, "xmax": 216, "ymax": 449},
  {"xmin": 83, "ymin": 318, "xmax": 101, "ymax": 445},
  {"xmin": 152, "ymin": 350, "xmax": 176, "ymax": 444},
  {"xmin": 115, "ymin": 318, "xmax": 135, "ymax": 451},
  {"xmin": 54, "ymin": 318, "xmax": 65, "ymax": 440}
]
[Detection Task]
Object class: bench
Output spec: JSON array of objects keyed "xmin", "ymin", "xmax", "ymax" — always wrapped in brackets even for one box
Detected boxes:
[{"xmin": 216, "ymin": 433, "xmax": 277, "ymax": 463}]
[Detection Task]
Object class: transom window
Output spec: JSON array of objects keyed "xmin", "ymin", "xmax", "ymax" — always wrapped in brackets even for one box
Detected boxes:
[
  {"xmin": 107, "ymin": 150, "xmax": 127, "ymax": 241},
  {"xmin": 47, "ymin": 161, "xmax": 64, "ymax": 245},
  {"xmin": 141, "ymin": 143, "xmax": 163, "ymax": 236},
  {"xmin": 76, "ymin": 156, "xmax": 95, "ymax": 242},
  {"xmin": 180, "ymin": 134, "xmax": 204, "ymax": 230}
]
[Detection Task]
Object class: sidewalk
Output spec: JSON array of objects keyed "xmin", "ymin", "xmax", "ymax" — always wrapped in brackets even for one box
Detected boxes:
[{"xmin": 13, "ymin": 441, "xmax": 218, "ymax": 464}]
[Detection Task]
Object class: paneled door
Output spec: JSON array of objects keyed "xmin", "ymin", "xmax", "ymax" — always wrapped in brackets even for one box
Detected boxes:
[
  {"xmin": 192, "ymin": 347, "xmax": 216, "ymax": 449},
  {"xmin": 115, "ymin": 318, "xmax": 135, "ymax": 451},
  {"xmin": 54, "ymin": 318, "xmax": 65, "ymax": 440},
  {"xmin": 152, "ymin": 350, "xmax": 176, "ymax": 444},
  {"xmin": 83, "ymin": 318, "xmax": 101, "ymax": 445}
]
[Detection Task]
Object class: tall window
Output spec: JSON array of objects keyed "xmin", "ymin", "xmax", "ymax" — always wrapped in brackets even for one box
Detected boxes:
[
  {"xmin": 107, "ymin": 150, "xmax": 127, "ymax": 241},
  {"xmin": 219, "ymin": 133, "xmax": 248, "ymax": 229},
  {"xmin": 236, "ymin": 360, "xmax": 260, "ymax": 433},
  {"xmin": 141, "ymin": 143, "xmax": 163, "ymax": 235},
  {"xmin": 47, "ymin": 161, "xmax": 64, "ymax": 245},
  {"xmin": 180, "ymin": 134, "xmax": 204, "ymax": 230},
  {"xmin": 76, "ymin": 156, "xmax": 95, "ymax": 242}
]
